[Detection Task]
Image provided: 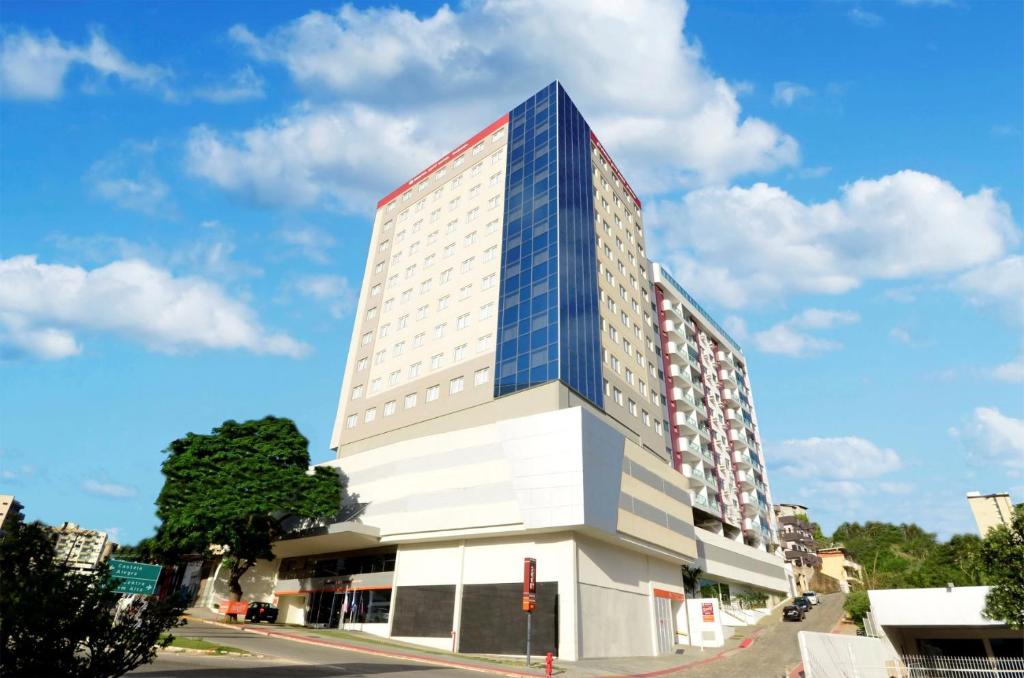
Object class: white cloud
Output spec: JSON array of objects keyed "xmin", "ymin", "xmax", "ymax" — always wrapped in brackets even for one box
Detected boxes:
[
  {"xmin": 0, "ymin": 255, "xmax": 308, "ymax": 360},
  {"xmin": 772, "ymin": 436, "xmax": 903, "ymax": 480},
  {"xmin": 951, "ymin": 255, "xmax": 1024, "ymax": 320},
  {"xmin": 85, "ymin": 141, "xmax": 174, "ymax": 217},
  {"xmin": 890, "ymin": 328, "xmax": 913, "ymax": 344},
  {"xmin": 961, "ymin": 407, "xmax": 1024, "ymax": 471},
  {"xmin": 751, "ymin": 308, "xmax": 859, "ymax": 356},
  {"xmin": 188, "ymin": 1, "xmax": 798, "ymax": 208},
  {"xmin": 83, "ymin": 479, "xmax": 137, "ymax": 499},
  {"xmin": 650, "ymin": 170, "xmax": 1019, "ymax": 308},
  {"xmin": 848, "ymin": 8, "xmax": 884, "ymax": 27},
  {"xmin": 293, "ymin": 274, "xmax": 354, "ymax": 319},
  {"xmin": 991, "ymin": 356, "xmax": 1024, "ymax": 383},
  {"xmin": 193, "ymin": 65, "xmax": 265, "ymax": 103},
  {"xmin": 1, "ymin": 28, "xmax": 169, "ymax": 100},
  {"xmin": 278, "ymin": 226, "xmax": 337, "ymax": 263},
  {"xmin": 772, "ymin": 81, "xmax": 813, "ymax": 107}
]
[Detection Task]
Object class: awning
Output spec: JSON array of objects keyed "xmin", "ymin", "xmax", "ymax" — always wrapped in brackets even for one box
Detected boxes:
[{"xmin": 272, "ymin": 521, "xmax": 381, "ymax": 558}]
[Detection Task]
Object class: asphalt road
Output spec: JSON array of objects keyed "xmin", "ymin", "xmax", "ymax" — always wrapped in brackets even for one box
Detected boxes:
[{"xmin": 130, "ymin": 619, "xmax": 471, "ymax": 678}]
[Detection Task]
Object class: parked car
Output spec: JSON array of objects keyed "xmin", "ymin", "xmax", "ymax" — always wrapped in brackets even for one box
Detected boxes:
[
  {"xmin": 804, "ymin": 591, "xmax": 820, "ymax": 605},
  {"xmin": 245, "ymin": 602, "xmax": 279, "ymax": 624},
  {"xmin": 783, "ymin": 604, "xmax": 805, "ymax": 622},
  {"xmin": 794, "ymin": 596, "xmax": 812, "ymax": 613}
]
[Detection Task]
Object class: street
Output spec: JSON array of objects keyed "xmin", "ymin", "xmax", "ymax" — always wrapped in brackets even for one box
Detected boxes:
[{"xmin": 131, "ymin": 620, "xmax": 472, "ymax": 678}]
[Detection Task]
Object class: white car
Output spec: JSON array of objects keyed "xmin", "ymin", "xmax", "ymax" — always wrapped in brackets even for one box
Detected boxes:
[{"xmin": 804, "ymin": 591, "xmax": 820, "ymax": 605}]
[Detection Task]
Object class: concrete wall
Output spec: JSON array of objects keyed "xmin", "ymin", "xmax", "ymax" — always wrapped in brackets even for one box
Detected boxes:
[
  {"xmin": 799, "ymin": 631, "xmax": 902, "ymax": 678},
  {"xmin": 868, "ymin": 586, "xmax": 1002, "ymax": 628},
  {"xmin": 694, "ymin": 526, "xmax": 789, "ymax": 594}
]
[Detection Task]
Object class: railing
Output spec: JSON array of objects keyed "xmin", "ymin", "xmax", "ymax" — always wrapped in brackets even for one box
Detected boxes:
[{"xmin": 902, "ymin": 654, "xmax": 1024, "ymax": 677}]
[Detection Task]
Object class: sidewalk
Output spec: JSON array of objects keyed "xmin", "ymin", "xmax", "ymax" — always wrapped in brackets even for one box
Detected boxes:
[{"xmin": 184, "ymin": 606, "xmax": 762, "ymax": 678}]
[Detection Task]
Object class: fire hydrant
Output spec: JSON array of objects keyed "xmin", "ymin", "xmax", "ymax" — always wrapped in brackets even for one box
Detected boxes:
[{"xmin": 545, "ymin": 652, "xmax": 553, "ymax": 677}]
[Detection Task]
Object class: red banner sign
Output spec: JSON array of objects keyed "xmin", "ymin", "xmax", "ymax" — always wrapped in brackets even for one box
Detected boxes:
[
  {"xmin": 522, "ymin": 557, "xmax": 537, "ymax": 612},
  {"xmin": 702, "ymin": 602, "xmax": 715, "ymax": 622},
  {"xmin": 222, "ymin": 601, "xmax": 250, "ymax": 616}
]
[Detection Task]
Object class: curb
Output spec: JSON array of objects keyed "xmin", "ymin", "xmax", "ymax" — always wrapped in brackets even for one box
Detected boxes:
[{"xmin": 185, "ymin": 616, "xmax": 547, "ymax": 678}]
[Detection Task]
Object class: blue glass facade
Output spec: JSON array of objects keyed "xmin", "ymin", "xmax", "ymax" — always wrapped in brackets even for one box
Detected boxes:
[{"xmin": 493, "ymin": 82, "xmax": 604, "ymax": 407}]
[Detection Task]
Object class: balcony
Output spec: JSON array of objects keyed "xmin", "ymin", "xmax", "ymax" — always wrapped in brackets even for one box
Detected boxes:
[
  {"xmin": 701, "ymin": 447, "xmax": 716, "ymax": 465},
  {"xmin": 681, "ymin": 463, "xmax": 710, "ymax": 489},
  {"xmin": 662, "ymin": 318, "xmax": 685, "ymax": 339},
  {"xmin": 717, "ymin": 351, "xmax": 736, "ymax": 368},
  {"xmin": 721, "ymin": 388, "xmax": 740, "ymax": 407},
  {"xmin": 732, "ymin": 449, "xmax": 753, "ymax": 468},
  {"xmin": 671, "ymin": 387, "xmax": 696, "ymax": 411},
  {"xmin": 728, "ymin": 429, "xmax": 749, "ymax": 450},
  {"xmin": 661, "ymin": 298, "xmax": 683, "ymax": 321},
  {"xmin": 719, "ymin": 368, "xmax": 737, "ymax": 386},
  {"xmin": 740, "ymin": 492, "xmax": 758, "ymax": 516},
  {"xmin": 725, "ymin": 408, "xmax": 743, "ymax": 429},
  {"xmin": 679, "ymin": 438, "xmax": 702, "ymax": 461},
  {"xmin": 736, "ymin": 469, "xmax": 756, "ymax": 490},
  {"xmin": 675, "ymin": 412, "xmax": 700, "ymax": 435}
]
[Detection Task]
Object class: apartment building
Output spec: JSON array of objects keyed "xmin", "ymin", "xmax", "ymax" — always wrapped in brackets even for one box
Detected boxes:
[
  {"xmin": 0, "ymin": 494, "xmax": 24, "ymax": 534},
  {"xmin": 966, "ymin": 491, "xmax": 1015, "ymax": 537},
  {"xmin": 775, "ymin": 503, "xmax": 821, "ymax": 593},
  {"xmin": 51, "ymin": 521, "xmax": 115, "ymax": 573},
  {"xmin": 818, "ymin": 546, "xmax": 863, "ymax": 593},
  {"xmin": 204, "ymin": 82, "xmax": 789, "ymax": 659}
]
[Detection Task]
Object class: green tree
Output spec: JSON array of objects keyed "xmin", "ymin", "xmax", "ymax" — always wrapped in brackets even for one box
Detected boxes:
[
  {"xmin": 155, "ymin": 416, "xmax": 342, "ymax": 615},
  {"xmin": 0, "ymin": 520, "xmax": 184, "ymax": 677},
  {"xmin": 843, "ymin": 589, "xmax": 871, "ymax": 631},
  {"xmin": 681, "ymin": 565, "xmax": 703, "ymax": 597},
  {"xmin": 979, "ymin": 505, "xmax": 1024, "ymax": 629}
]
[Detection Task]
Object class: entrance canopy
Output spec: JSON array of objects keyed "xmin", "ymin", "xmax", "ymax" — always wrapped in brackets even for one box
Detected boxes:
[{"xmin": 273, "ymin": 521, "xmax": 380, "ymax": 558}]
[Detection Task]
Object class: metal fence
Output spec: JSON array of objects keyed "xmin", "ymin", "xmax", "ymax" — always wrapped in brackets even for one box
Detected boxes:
[{"xmin": 902, "ymin": 654, "xmax": 1024, "ymax": 678}]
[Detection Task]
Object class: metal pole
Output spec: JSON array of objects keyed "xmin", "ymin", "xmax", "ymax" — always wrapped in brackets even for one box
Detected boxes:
[{"xmin": 526, "ymin": 611, "xmax": 532, "ymax": 667}]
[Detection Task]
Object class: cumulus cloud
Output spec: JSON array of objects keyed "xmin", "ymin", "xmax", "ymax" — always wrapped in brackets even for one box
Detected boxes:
[
  {"xmin": 750, "ymin": 308, "xmax": 859, "ymax": 356},
  {"xmin": 293, "ymin": 274, "xmax": 355, "ymax": 319},
  {"xmin": 950, "ymin": 255, "xmax": 1024, "ymax": 321},
  {"xmin": 772, "ymin": 436, "xmax": 903, "ymax": 480},
  {"xmin": 958, "ymin": 407, "xmax": 1024, "ymax": 472},
  {"xmin": 193, "ymin": 65, "xmax": 265, "ymax": 103},
  {"xmin": 650, "ymin": 170, "xmax": 1019, "ymax": 308},
  {"xmin": 1, "ymin": 27, "xmax": 170, "ymax": 100},
  {"xmin": 890, "ymin": 328, "xmax": 913, "ymax": 344},
  {"xmin": 277, "ymin": 226, "xmax": 337, "ymax": 263},
  {"xmin": 187, "ymin": 1, "xmax": 798, "ymax": 209},
  {"xmin": 85, "ymin": 141, "xmax": 175, "ymax": 217},
  {"xmin": 0, "ymin": 255, "xmax": 308, "ymax": 360},
  {"xmin": 83, "ymin": 479, "xmax": 137, "ymax": 499},
  {"xmin": 772, "ymin": 81, "xmax": 813, "ymax": 107},
  {"xmin": 991, "ymin": 355, "xmax": 1024, "ymax": 383}
]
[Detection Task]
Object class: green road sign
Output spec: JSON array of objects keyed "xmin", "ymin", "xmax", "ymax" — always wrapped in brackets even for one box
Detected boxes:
[{"xmin": 109, "ymin": 559, "xmax": 162, "ymax": 595}]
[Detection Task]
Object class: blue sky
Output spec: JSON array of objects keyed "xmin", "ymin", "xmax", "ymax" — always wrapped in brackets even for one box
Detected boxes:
[{"xmin": 2, "ymin": 0, "xmax": 1021, "ymax": 546}]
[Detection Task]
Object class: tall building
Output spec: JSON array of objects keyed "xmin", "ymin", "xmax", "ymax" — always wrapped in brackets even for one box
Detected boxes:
[
  {"xmin": 966, "ymin": 491, "xmax": 1015, "ymax": 536},
  {"xmin": 51, "ymin": 521, "xmax": 115, "ymax": 573},
  {"xmin": 204, "ymin": 82, "xmax": 790, "ymax": 659},
  {"xmin": 0, "ymin": 494, "xmax": 24, "ymax": 533}
]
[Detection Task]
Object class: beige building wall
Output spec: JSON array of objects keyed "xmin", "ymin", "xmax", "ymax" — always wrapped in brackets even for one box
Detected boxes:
[{"xmin": 966, "ymin": 491, "xmax": 1014, "ymax": 536}]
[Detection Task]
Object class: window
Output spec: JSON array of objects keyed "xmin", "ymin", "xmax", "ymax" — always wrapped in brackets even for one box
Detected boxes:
[
  {"xmin": 427, "ymin": 230, "xmax": 439, "ymax": 245},
  {"xmin": 444, "ymin": 243, "xmax": 456, "ymax": 258},
  {"xmin": 351, "ymin": 385, "xmax": 364, "ymax": 400},
  {"xmin": 346, "ymin": 414, "xmax": 357, "ymax": 428},
  {"xmin": 461, "ymin": 257, "xmax": 474, "ymax": 272},
  {"xmin": 459, "ymin": 284, "xmax": 472, "ymax": 300},
  {"xmin": 431, "ymin": 353, "xmax": 443, "ymax": 369},
  {"xmin": 401, "ymin": 289, "xmax": 412, "ymax": 303},
  {"xmin": 398, "ymin": 314, "xmax": 408, "ymax": 330},
  {"xmin": 426, "ymin": 385, "xmax": 440, "ymax": 402},
  {"xmin": 610, "ymin": 355, "xmax": 620, "ymax": 372},
  {"xmin": 457, "ymin": 313, "xmax": 470, "ymax": 329},
  {"xmin": 416, "ymin": 305, "xmax": 428, "ymax": 320},
  {"xmin": 448, "ymin": 197, "xmax": 460, "ymax": 212},
  {"xmin": 469, "ymin": 184, "xmax": 480, "ymax": 198},
  {"xmin": 387, "ymin": 274, "xmax": 398, "ymax": 289},
  {"xmin": 404, "ymin": 393, "xmax": 417, "ymax": 409},
  {"xmin": 370, "ymin": 283, "xmax": 382, "ymax": 297},
  {"xmin": 364, "ymin": 408, "xmax": 376, "ymax": 423},
  {"xmin": 479, "ymin": 302, "xmax": 495, "ymax": 319},
  {"xmin": 488, "ymin": 195, "xmax": 500, "ymax": 209},
  {"xmin": 425, "ymin": 254, "xmax": 436, "ymax": 268},
  {"xmin": 477, "ymin": 334, "xmax": 492, "ymax": 352},
  {"xmin": 642, "ymin": 410, "xmax": 651, "ymax": 426},
  {"xmin": 484, "ymin": 245, "xmax": 497, "ymax": 262},
  {"xmin": 613, "ymin": 387, "xmax": 623, "ymax": 405},
  {"xmin": 452, "ymin": 175, "xmax": 463, "ymax": 187},
  {"xmin": 464, "ymin": 231, "xmax": 477, "ymax": 246},
  {"xmin": 356, "ymin": 357, "xmax": 368, "ymax": 371},
  {"xmin": 430, "ymin": 209, "xmax": 441, "ymax": 223},
  {"xmin": 396, "ymin": 230, "xmax": 407, "ymax": 244},
  {"xmin": 440, "ymin": 268, "xmax": 453, "ymax": 283},
  {"xmin": 486, "ymin": 219, "xmax": 500, "ymax": 234},
  {"xmin": 490, "ymin": 149, "xmax": 502, "ymax": 164},
  {"xmin": 405, "ymin": 264, "xmax": 416, "ymax": 279},
  {"xmin": 378, "ymin": 240, "xmax": 390, "ymax": 253},
  {"xmin": 449, "ymin": 376, "xmax": 465, "ymax": 394},
  {"xmin": 474, "ymin": 367, "xmax": 490, "ymax": 385},
  {"xmin": 374, "ymin": 350, "xmax": 385, "ymax": 365},
  {"xmin": 374, "ymin": 261, "xmax": 384, "ymax": 274},
  {"xmin": 628, "ymin": 399, "xmax": 637, "ymax": 416},
  {"xmin": 434, "ymin": 323, "xmax": 446, "ymax": 339},
  {"xmin": 383, "ymin": 298, "xmax": 394, "ymax": 312},
  {"xmin": 379, "ymin": 324, "xmax": 390, "ymax": 338},
  {"xmin": 470, "ymin": 162, "xmax": 482, "ymax": 176},
  {"xmin": 384, "ymin": 401, "xmax": 397, "ymax": 416},
  {"xmin": 361, "ymin": 332, "xmax": 373, "ymax": 346},
  {"xmin": 370, "ymin": 378, "xmax": 382, "ymax": 393},
  {"xmin": 447, "ymin": 220, "xmax": 458, "ymax": 234},
  {"xmin": 438, "ymin": 295, "xmax": 450, "ymax": 311},
  {"xmin": 419, "ymin": 279, "xmax": 432, "ymax": 294},
  {"xmin": 389, "ymin": 370, "xmax": 400, "ymax": 386},
  {"xmin": 489, "ymin": 172, "xmax": 502, "ymax": 186},
  {"xmin": 393, "ymin": 341, "xmax": 405, "ymax": 357},
  {"xmin": 625, "ymin": 368, "xmax": 635, "ymax": 385},
  {"xmin": 482, "ymin": 273, "xmax": 497, "ymax": 289},
  {"xmin": 454, "ymin": 344, "xmax": 467, "ymax": 361},
  {"xmin": 409, "ymin": 362, "xmax": 422, "ymax": 378},
  {"xmin": 467, "ymin": 207, "xmax": 480, "ymax": 221},
  {"xmin": 413, "ymin": 332, "xmax": 425, "ymax": 348}
]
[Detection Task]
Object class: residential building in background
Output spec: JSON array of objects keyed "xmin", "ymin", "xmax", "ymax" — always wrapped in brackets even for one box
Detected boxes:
[
  {"xmin": 51, "ymin": 521, "xmax": 116, "ymax": 573},
  {"xmin": 200, "ymin": 81, "xmax": 789, "ymax": 659},
  {"xmin": 775, "ymin": 503, "xmax": 820, "ymax": 593},
  {"xmin": 0, "ymin": 494, "xmax": 24, "ymax": 533},
  {"xmin": 966, "ymin": 491, "xmax": 1015, "ymax": 537},
  {"xmin": 817, "ymin": 546, "xmax": 863, "ymax": 593}
]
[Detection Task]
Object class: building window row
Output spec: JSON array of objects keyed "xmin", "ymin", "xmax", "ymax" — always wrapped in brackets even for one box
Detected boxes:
[{"xmin": 344, "ymin": 368, "xmax": 491, "ymax": 430}]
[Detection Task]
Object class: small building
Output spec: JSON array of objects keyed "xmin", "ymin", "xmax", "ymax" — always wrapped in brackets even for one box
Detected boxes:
[
  {"xmin": 51, "ymin": 522, "xmax": 115, "ymax": 573},
  {"xmin": 966, "ymin": 491, "xmax": 1015, "ymax": 537},
  {"xmin": 0, "ymin": 495, "xmax": 24, "ymax": 534},
  {"xmin": 866, "ymin": 586, "xmax": 1023, "ymax": 661},
  {"xmin": 774, "ymin": 503, "xmax": 820, "ymax": 594},
  {"xmin": 817, "ymin": 546, "xmax": 862, "ymax": 593}
]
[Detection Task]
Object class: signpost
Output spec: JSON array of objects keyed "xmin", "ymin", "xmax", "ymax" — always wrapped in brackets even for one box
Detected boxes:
[
  {"xmin": 522, "ymin": 557, "xmax": 536, "ymax": 666},
  {"xmin": 109, "ymin": 559, "xmax": 162, "ymax": 596}
]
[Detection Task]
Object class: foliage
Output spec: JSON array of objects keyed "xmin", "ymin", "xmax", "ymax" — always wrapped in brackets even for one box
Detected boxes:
[
  {"xmin": 115, "ymin": 536, "xmax": 175, "ymax": 565},
  {"xmin": 0, "ymin": 520, "xmax": 185, "ymax": 677},
  {"xmin": 155, "ymin": 416, "xmax": 342, "ymax": 610},
  {"xmin": 735, "ymin": 590, "xmax": 769, "ymax": 609},
  {"xmin": 843, "ymin": 590, "xmax": 871, "ymax": 631},
  {"xmin": 980, "ymin": 505, "xmax": 1024, "ymax": 629},
  {"xmin": 681, "ymin": 565, "xmax": 703, "ymax": 597}
]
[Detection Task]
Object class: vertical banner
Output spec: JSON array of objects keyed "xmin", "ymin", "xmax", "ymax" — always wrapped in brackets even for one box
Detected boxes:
[{"xmin": 522, "ymin": 558, "xmax": 536, "ymax": 612}]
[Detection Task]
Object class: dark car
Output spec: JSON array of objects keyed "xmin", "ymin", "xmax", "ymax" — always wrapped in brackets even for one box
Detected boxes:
[
  {"xmin": 794, "ymin": 596, "xmax": 812, "ymax": 613},
  {"xmin": 783, "ymin": 604, "xmax": 805, "ymax": 622},
  {"xmin": 245, "ymin": 602, "xmax": 278, "ymax": 624}
]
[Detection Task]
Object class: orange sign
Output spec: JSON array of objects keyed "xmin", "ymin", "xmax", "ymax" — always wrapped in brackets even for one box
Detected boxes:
[
  {"xmin": 702, "ymin": 602, "xmax": 715, "ymax": 622},
  {"xmin": 653, "ymin": 588, "xmax": 685, "ymax": 601},
  {"xmin": 522, "ymin": 558, "xmax": 537, "ymax": 612},
  {"xmin": 222, "ymin": 601, "xmax": 250, "ymax": 616}
]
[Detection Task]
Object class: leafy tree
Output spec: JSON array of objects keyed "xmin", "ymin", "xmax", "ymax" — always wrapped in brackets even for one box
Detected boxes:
[
  {"xmin": 843, "ymin": 589, "xmax": 871, "ymax": 631},
  {"xmin": 681, "ymin": 565, "xmax": 703, "ymax": 597},
  {"xmin": 155, "ymin": 416, "xmax": 342, "ymax": 616},
  {"xmin": 0, "ymin": 520, "xmax": 184, "ymax": 677},
  {"xmin": 979, "ymin": 505, "xmax": 1024, "ymax": 629}
]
